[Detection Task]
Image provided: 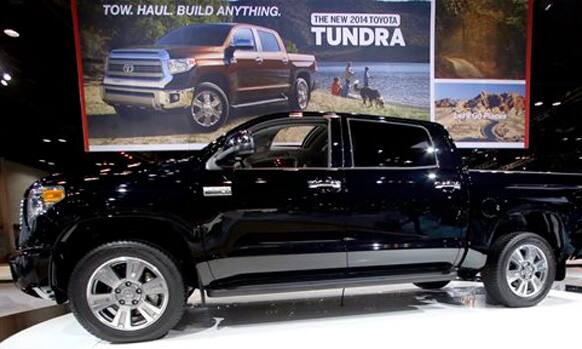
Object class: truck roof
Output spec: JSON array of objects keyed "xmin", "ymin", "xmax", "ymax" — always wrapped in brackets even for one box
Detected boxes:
[
  {"xmin": 230, "ymin": 111, "xmax": 446, "ymax": 134},
  {"xmin": 179, "ymin": 22, "xmax": 278, "ymax": 32}
]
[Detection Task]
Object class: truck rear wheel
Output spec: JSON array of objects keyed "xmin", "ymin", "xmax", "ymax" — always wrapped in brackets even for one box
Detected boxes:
[
  {"xmin": 68, "ymin": 241, "xmax": 186, "ymax": 343},
  {"xmin": 482, "ymin": 232, "xmax": 556, "ymax": 308},
  {"xmin": 290, "ymin": 77, "xmax": 310, "ymax": 110},
  {"xmin": 188, "ymin": 82, "xmax": 229, "ymax": 132}
]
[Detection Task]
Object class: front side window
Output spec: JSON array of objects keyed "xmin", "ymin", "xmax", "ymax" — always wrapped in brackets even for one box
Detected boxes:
[
  {"xmin": 349, "ymin": 119, "xmax": 437, "ymax": 168},
  {"xmin": 207, "ymin": 121, "xmax": 329, "ymax": 170},
  {"xmin": 258, "ymin": 30, "xmax": 281, "ymax": 52},
  {"xmin": 231, "ymin": 28, "xmax": 256, "ymax": 50}
]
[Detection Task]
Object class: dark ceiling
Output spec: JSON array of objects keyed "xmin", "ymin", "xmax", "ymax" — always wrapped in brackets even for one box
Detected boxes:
[{"xmin": 0, "ymin": 0, "xmax": 581, "ymax": 172}]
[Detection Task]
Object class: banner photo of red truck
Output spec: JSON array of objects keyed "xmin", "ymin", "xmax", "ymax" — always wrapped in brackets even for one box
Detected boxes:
[{"xmin": 72, "ymin": 0, "xmax": 531, "ymax": 151}]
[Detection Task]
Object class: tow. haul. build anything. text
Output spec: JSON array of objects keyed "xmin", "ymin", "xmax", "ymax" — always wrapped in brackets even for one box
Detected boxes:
[{"xmin": 102, "ymin": 4, "xmax": 281, "ymax": 17}]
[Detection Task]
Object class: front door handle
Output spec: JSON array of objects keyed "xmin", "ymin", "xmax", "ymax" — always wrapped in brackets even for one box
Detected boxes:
[
  {"xmin": 307, "ymin": 179, "xmax": 342, "ymax": 191},
  {"xmin": 434, "ymin": 180, "xmax": 461, "ymax": 192},
  {"xmin": 255, "ymin": 57, "xmax": 264, "ymax": 64},
  {"xmin": 282, "ymin": 57, "xmax": 289, "ymax": 64}
]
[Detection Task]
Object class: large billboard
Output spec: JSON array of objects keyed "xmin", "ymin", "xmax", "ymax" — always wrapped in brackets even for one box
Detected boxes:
[{"xmin": 72, "ymin": 0, "xmax": 532, "ymax": 151}]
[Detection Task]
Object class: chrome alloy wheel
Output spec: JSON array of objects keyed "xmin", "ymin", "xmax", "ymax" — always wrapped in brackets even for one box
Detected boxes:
[
  {"xmin": 506, "ymin": 244, "xmax": 548, "ymax": 298},
  {"xmin": 296, "ymin": 79, "xmax": 309, "ymax": 109},
  {"xmin": 191, "ymin": 90, "xmax": 223, "ymax": 127},
  {"xmin": 86, "ymin": 257, "xmax": 169, "ymax": 331}
]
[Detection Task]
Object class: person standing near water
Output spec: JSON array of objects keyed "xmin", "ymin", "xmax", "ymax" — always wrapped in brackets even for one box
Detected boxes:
[
  {"xmin": 342, "ymin": 62, "xmax": 354, "ymax": 97},
  {"xmin": 364, "ymin": 66, "xmax": 371, "ymax": 87}
]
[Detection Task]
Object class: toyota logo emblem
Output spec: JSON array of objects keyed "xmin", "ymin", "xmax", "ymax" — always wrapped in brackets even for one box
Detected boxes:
[{"xmin": 122, "ymin": 63, "xmax": 135, "ymax": 74}]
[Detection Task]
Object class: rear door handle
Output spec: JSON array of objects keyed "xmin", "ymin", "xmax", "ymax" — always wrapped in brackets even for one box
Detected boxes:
[
  {"xmin": 307, "ymin": 179, "xmax": 342, "ymax": 191},
  {"xmin": 282, "ymin": 57, "xmax": 289, "ymax": 64},
  {"xmin": 255, "ymin": 57, "xmax": 264, "ymax": 64}
]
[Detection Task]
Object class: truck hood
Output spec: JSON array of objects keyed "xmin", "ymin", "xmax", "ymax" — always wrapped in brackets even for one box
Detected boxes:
[
  {"xmin": 113, "ymin": 45, "xmax": 224, "ymax": 59},
  {"xmin": 38, "ymin": 154, "xmax": 206, "ymax": 195}
]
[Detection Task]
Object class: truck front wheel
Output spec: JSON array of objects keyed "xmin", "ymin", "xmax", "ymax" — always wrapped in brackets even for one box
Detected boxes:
[
  {"xmin": 188, "ymin": 82, "xmax": 229, "ymax": 132},
  {"xmin": 290, "ymin": 77, "xmax": 310, "ymax": 110},
  {"xmin": 482, "ymin": 232, "xmax": 556, "ymax": 307},
  {"xmin": 68, "ymin": 241, "xmax": 186, "ymax": 343}
]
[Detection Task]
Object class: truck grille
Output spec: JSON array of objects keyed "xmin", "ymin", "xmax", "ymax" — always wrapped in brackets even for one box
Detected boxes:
[{"xmin": 106, "ymin": 58, "xmax": 164, "ymax": 80}]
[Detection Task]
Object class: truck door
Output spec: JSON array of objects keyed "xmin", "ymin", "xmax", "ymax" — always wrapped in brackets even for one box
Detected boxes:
[
  {"xmin": 342, "ymin": 117, "xmax": 468, "ymax": 276},
  {"xmin": 228, "ymin": 27, "xmax": 261, "ymax": 104},
  {"xmin": 255, "ymin": 29, "xmax": 291, "ymax": 99},
  {"xmin": 202, "ymin": 116, "xmax": 348, "ymax": 289}
]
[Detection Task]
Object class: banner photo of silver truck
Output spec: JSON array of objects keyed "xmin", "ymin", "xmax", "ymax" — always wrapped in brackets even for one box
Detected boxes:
[{"xmin": 72, "ymin": 0, "xmax": 531, "ymax": 151}]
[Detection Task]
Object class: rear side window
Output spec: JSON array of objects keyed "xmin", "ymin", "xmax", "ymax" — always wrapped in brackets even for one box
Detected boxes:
[
  {"xmin": 348, "ymin": 119, "xmax": 437, "ymax": 168},
  {"xmin": 258, "ymin": 30, "xmax": 281, "ymax": 52}
]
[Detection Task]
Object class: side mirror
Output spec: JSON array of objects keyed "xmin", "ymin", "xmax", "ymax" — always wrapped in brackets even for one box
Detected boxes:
[
  {"xmin": 231, "ymin": 38, "xmax": 254, "ymax": 51},
  {"xmin": 225, "ymin": 130, "xmax": 255, "ymax": 155},
  {"xmin": 225, "ymin": 39, "xmax": 254, "ymax": 64},
  {"xmin": 206, "ymin": 130, "xmax": 255, "ymax": 170}
]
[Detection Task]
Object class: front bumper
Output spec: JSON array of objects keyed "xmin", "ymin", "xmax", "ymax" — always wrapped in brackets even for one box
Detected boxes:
[
  {"xmin": 102, "ymin": 85, "xmax": 194, "ymax": 111},
  {"xmin": 9, "ymin": 248, "xmax": 54, "ymax": 300}
]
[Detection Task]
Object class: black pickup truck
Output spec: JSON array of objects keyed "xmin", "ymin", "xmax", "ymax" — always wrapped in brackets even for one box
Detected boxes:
[{"xmin": 10, "ymin": 112, "xmax": 582, "ymax": 342}]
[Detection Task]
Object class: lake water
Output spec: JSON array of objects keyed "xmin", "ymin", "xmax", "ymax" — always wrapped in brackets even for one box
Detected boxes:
[{"xmin": 314, "ymin": 62, "xmax": 430, "ymax": 108}]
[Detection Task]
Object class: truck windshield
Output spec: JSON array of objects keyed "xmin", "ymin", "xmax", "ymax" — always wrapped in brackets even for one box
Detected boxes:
[{"xmin": 156, "ymin": 24, "xmax": 231, "ymax": 46}]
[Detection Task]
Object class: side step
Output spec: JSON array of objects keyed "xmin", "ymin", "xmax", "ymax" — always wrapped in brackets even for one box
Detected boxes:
[
  {"xmin": 207, "ymin": 272, "xmax": 457, "ymax": 298},
  {"xmin": 231, "ymin": 96, "xmax": 288, "ymax": 109}
]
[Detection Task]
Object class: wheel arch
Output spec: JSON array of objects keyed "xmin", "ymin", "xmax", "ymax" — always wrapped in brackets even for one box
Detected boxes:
[
  {"xmin": 488, "ymin": 210, "xmax": 569, "ymax": 280},
  {"xmin": 50, "ymin": 216, "xmax": 203, "ymax": 302},
  {"xmin": 195, "ymin": 72, "xmax": 230, "ymax": 100},
  {"xmin": 294, "ymin": 70, "xmax": 312, "ymax": 86}
]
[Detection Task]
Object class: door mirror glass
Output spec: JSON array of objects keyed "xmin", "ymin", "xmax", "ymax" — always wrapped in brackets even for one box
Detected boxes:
[{"xmin": 231, "ymin": 38, "xmax": 255, "ymax": 51}]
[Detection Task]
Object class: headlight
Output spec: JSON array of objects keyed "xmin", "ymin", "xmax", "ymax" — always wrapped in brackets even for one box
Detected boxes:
[
  {"xmin": 167, "ymin": 58, "xmax": 196, "ymax": 74},
  {"xmin": 26, "ymin": 184, "xmax": 65, "ymax": 228}
]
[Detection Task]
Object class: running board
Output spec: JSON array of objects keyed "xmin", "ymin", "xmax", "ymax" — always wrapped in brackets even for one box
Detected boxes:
[
  {"xmin": 206, "ymin": 272, "xmax": 457, "ymax": 298},
  {"xmin": 231, "ymin": 96, "xmax": 288, "ymax": 108}
]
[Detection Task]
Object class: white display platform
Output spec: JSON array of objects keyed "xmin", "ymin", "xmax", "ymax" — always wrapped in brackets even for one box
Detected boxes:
[{"xmin": 2, "ymin": 281, "xmax": 580, "ymax": 349}]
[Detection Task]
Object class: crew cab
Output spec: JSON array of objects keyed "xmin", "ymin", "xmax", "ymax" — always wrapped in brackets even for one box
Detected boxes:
[
  {"xmin": 10, "ymin": 112, "xmax": 582, "ymax": 342},
  {"xmin": 102, "ymin": 23, "xmax": 316, "ymax": 131}
]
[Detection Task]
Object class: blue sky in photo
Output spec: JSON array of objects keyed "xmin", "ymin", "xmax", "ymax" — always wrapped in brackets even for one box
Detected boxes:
[{"xmin": 435, "ymin": 82, "xmax": 526, "ymax": 100}]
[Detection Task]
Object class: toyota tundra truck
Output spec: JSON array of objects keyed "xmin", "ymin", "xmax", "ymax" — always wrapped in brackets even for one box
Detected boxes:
[
  {"xmin": 102, "ymin": 23, "xmax": 317, "ymax": 131},
  {"xmin": 10, "ymin": 112, "xmax": 582, "ymax": 342}
]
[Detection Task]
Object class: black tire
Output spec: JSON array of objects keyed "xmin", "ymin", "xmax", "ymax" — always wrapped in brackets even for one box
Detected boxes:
[
  {"xmin": 68, "ymin": 241, "xmax": 186, "ymax": 343},
  {"xmin": 187, "ymin": 82, "xmax": 229, "ymax": 132},
  {"xmin": 413, "ymin": 281, "xmax": 450, "ymax": 290},
  {"xmin": 482, "ymin": 232, "xmax": 556, "ymax": 308},
  {"xmin": 289, "ymin": 77, "xmax": 311, "ymax": 110}
]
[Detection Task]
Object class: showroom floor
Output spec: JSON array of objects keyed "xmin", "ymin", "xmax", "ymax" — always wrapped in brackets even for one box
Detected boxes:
[
  {"xmin": 2, "ymin": 267, "xmax": 582, "ymax": 348},
  {"xmin": 0, "ymin": 283, "xmax": 54, "ymax": 317}
]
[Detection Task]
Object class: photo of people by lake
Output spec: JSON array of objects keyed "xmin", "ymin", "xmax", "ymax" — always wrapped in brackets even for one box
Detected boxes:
[{"xmin": 309, "ymin": 62, "xmax": 430, "ymax": 120}]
